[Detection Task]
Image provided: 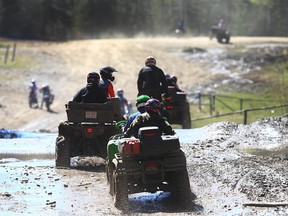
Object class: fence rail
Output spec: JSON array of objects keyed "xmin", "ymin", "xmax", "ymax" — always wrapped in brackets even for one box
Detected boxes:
[
  {"xmin": 193, "ymin": 93, "xmax": 279, "ymax": 114},
  {"xmin": 191, "ymin": 103, "xmax": 288, "ymax": 125}
]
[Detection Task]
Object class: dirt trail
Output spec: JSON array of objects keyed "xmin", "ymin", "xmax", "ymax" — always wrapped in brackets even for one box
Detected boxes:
[{"xmin": 2, "ymin": 36, "xmax": 288, "ymax": 132}]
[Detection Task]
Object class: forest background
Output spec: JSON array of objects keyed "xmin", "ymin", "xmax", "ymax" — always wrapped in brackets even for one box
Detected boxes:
[{"xmin": 1, "ymin": 0, "xmax": 288, "ymax": 40}]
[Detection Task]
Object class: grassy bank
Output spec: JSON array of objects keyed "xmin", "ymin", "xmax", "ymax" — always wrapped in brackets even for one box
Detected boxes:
[{"xmin": 189, "ymin": 62, "xmax": 288, "ymax": 128}]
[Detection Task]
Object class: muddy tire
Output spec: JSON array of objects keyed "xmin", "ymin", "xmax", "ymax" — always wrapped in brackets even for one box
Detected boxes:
[
  {"xmin": 113, "ymin": 171, "xmax": 128, "ymax": 211},
  {"xmin": 181, "ymin": 103, "xmax": 191, "ymax": 129},
  {"xmin": 106, "ymin": 160, "xmax": 114, "ymax": 195},
  {"xmin": 172, "ymin": 169, "xmax": 192, "ymax": 209},
  {"xmin": 226, "ymin": 37, "xmax": 230, "ymax": 43},
  {"xmin": 55, "ymin": 135, "xmax": 70, "ymax": 167},
  {"xmin": 217, "ymin": 36, "xmax": 222, "ymax": 43}
]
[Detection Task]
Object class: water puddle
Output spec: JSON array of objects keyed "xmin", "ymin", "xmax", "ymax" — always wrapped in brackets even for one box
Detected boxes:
[{"xmin": 0, "ymin": 153, "xmax": 55, "ymax": 167}]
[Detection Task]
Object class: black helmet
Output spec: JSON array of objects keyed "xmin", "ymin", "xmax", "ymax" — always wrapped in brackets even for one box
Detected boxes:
[
  {"xmin": 100, "ymin": 66, "xmax": 117, "ymax": 82},
  {"xmin": 100, "ymin": 66, "xmax": 117, "ymax": 75},
  {"xmin": 171, "ymin": 75, "xmax": 177, "ymax": 83},
  {"xmin": 87, "ymin": 72, "xmax": 100, "ymax": 83}
]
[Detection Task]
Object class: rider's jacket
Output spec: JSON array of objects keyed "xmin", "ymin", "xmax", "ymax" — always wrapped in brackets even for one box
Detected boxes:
[
  {"xmin": 29, "ymin": 83, "xmax": 37, "ymax": 95},
  {"xmin": 124, "ymin": 106, "xmax": 146, "ymax": 134},
  {"xmin": 124, "ymin": 111, "xmax": 175, "ymax": 138},
  {"xmin": 41, "ymin": 86, "xmax": 51, "ymax": 98},
  {"xmin": 73, "ymin": 83, "xmax": 108, "ymax": 103},
  {"xmin": 100, "ymin": 78, "xmax": 115, "ymax": 98},
  {"xmin": 137, "ymin": 65, "xmax": 168, "ymax": 101}
]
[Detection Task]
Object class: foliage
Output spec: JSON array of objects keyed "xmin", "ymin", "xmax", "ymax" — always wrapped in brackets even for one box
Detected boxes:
[{"xmin": 0, "ymin": 0, "xmax": 288, "ymax": 40}]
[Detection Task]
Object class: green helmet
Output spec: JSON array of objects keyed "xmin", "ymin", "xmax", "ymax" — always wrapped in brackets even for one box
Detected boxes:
[{"xmin": 136, "ymin": 95, "xmax": 150, "ymax": 109}]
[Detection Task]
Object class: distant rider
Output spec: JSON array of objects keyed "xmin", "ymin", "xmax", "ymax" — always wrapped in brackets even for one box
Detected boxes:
[
  {"xmin": 217, "ymin": 19, "xmax": 226, "ymax": 30},
  {"xmin": 73, "ymin": 72, "xmax": 107, "ymax": 103},
  {"xmin": 137, "ymin": 56, "xmax": 169, "ymax": 101},
  {"xmin": 177, "ymin": 19, "xmax": 185, "ymax": 34},
  {"xmin": 165, "ymin": 73, "xmax": 183, "ymax": 92},
  {"xmin": 124, "ymin": 95, "xmax": 150, "ymax": 133},
  {"xmin": 116, "ymin": 88, "xmax": 130, "ymax": 117},
  {"xmin": 29, "ymin": 79, "xmax": 38, "ymax": 108},
  {"xmin": 99, "ymin": 66, "xmax": 117, "ymax": 98},
  {"xmin": 124, "ymin": 98, "xmax": 175, "ymax": 138},
  {"xmin": 40, "ymin": 84, "xmax": 54, "ymax": 111}
]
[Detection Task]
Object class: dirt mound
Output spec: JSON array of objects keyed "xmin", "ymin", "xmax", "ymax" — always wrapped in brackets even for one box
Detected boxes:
[{"xmin": 182, "ymin": 117, "xmax": 288, "ymax": 215}]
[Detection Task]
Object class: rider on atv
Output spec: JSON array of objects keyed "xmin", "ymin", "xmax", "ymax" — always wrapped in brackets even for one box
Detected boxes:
[
  {"xmin": 137, "ymin": 56, "xmax": 169, "ymax": 101},
  {"xmin": 99, "ymin": 66, "xmax": 117, "ymax": 98},
  {"xmin": 165, "ymin": 73, "xmax": 183, "ymax": 92},
  {"xmin": 124, "ymin": 98, "xmax": 175, "ymax": 138},
  {"xmin": 73, "ymin": 72, "xmax": 107, "ymax": 103},
  {"xmin": 124, "ymin": 94, "xmax": 150, "ymax": 132}
]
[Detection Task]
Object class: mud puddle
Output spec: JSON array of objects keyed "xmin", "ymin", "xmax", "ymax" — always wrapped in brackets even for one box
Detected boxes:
[{"xmin": 0, "ymin": 165, "xmax": 77, "ymax": 215}]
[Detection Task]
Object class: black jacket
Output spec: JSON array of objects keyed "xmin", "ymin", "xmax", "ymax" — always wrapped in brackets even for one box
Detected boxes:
[
  {"xmin": 73, "ymin": 83, "xmax": 108, "ymax": 103},
  {"xmin": 137, "ymin": 65, "xmax": 168, "ymax": 100}
]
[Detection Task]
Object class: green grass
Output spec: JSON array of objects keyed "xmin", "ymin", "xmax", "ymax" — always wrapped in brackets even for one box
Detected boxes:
[
  {"xmin": 0, "ymin": 55, "xmax": 35, "ymax": 69},
  {"xmin": 0, "ymin": 42, "xmax": 35, "ymax": 69},
  {"xmin": 189, "ymin": 62, "xmax": 288, "ymax": 128}
]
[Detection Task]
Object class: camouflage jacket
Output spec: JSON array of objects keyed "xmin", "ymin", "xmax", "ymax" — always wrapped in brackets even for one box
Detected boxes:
[{"xmin": 124, "ymin": 111, "xmax": 175, "ymax": 138}]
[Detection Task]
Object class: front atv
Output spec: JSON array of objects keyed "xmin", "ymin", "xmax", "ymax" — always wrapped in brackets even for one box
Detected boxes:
[
  {"xmin": 55, "ymin": 98, "xmax": 122, "ymax": 167},
  {"xmin": 106, "ymin": 126, "xmax": 191, "ymax": 211}
]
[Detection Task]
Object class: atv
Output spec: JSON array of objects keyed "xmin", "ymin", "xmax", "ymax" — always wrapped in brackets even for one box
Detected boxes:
[
  {"xmin": 106, "ymin": 126, "xmax": 191, "ymax": 211},
  {"xmin": 210, "ymin": 26, "xmax": 231, "ymax": 44},
  {"xmin": 163, "ymin": 86, "xmax": 191, "ymax": 129},
  {"xmin": 55, "ymin": 98, "xmax": 122, "ymax": 167}
]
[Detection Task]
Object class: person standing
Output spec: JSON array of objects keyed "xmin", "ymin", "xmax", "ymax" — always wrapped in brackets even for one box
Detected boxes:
[
  {"xmin": 137, "ymin": 56, "xmax": 169, "ymax": 101},
  {"xmin": 116, "ymin": 88, "xmax": 130, "ymax": 117},
  {"xmin": 40, "ymin": 83, "xmax": 54, "ymax": 111},
  {"xmin": 28, "ymin": 79, "xmax": 38, "ymax": 108},
  {"xmin": 99, "ymin": 66, "xmax": 117, "ymax": 98}
]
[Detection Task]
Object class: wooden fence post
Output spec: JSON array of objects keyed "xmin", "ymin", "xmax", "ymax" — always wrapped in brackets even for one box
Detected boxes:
[
  {"xmin": 240, "ymin": 98, "xmax": 243, "ymax": 110},
  {"xmin": 12, "ymin": 43, "xmax": 16, "ymax": 62},
  {"xmin": 244, "ymin": 110, "xmax": 248, "ymax": 124},
  {"xmin": 212, "ymin": 94, "xmax": 215, "ymax": 111},
  {"xmin": 209, "ymin": 95, "xmax": 213, "ymax": 115},
  {"xmin": 198, "ymin": 93, "xmax": 202, "ymax": 111},
  {"xmin": 4, "ymin": 45, "xmax": 10, "ymax": 63}
]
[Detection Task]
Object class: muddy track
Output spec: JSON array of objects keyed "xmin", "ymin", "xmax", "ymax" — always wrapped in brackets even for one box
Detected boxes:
[{"xmin": 1, "ymin": 37, "xmax": 288, "ymax": 215}]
